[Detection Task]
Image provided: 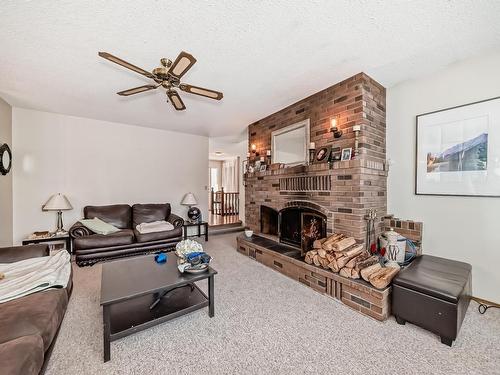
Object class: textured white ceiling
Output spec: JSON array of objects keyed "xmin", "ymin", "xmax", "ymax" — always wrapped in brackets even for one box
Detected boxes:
[{"xmin": 1, "ymin": 1, "xmax": 499, "ymax": 136}]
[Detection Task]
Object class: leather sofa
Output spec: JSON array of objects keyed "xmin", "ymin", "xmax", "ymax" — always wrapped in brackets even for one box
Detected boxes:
[
  {"xmin": 0, "ymin": 244, "xmax": 73, "ymax": 375},
  {"xmin": 69, "ymin": 203, "xmax": 184, "ymax": 266}
]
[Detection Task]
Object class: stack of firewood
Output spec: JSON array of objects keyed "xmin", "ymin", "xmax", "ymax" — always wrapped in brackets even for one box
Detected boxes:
[{"xmin": 304, "ymin": 233, "xmax": 400, "ymax": 289}]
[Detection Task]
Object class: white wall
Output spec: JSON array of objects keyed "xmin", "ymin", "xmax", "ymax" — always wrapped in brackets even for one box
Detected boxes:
[
  {"xmin": 12, "ymin": 108, "xmax": 208, "ymax": 243},
  {"xmin": 0, "ymin": 97, "xmax": 13, "ymax": 246},
  {"xmin": 387, "ymin": 51, "xmax": 500, "ymax": 303}
]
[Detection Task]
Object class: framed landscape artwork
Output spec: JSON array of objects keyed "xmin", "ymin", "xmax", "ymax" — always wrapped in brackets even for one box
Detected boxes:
[{"xmin": 416, "ymin": 96, "xmax": 500, "ymax": 197}]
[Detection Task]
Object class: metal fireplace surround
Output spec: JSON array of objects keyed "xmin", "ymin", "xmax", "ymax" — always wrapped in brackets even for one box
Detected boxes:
[{"xmin": 260, "ymin": 205, "xmax": 326, "ymax": 256}]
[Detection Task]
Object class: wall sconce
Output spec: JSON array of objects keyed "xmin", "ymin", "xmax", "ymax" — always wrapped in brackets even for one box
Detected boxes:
[
  {"xmin": 251, "ymin": 143, "xmax": 259, "ymax": 156},
  {"xmin": 330, "ymin": 117, "xmax": 342, "ymax": 139}
]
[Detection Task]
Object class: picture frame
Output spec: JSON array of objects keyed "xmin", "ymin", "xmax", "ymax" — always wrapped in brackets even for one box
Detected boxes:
[
  {"xmin": 416, "ymin": 96, "xmax": 500, "ymax": 197},
  {"xmin": 341, "ymin": 148, "xmax": 352, "ymax": 161},
  {"xmin": 330, "ymin": 151, "xmax": 341, "ymax": 162},
  {"xmin": 313, "ymin": 146, "xmax": 331, "ymax": 163},
  {"xmin": 259, "ymin": 164, "xmax": 267, "ymax": 172}
]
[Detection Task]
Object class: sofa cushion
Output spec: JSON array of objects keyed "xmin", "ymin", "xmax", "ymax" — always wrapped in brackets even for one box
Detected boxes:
[
  {"xmin": 134, "ymin": 227, "xmax": 182, "ymax": 243},
  {"xmin": 84, "ymin": 204, "xmax": 131, "ymax": 229},
  {"xmin": 132, "ymin": 203, "xmax": 171, "ymax": 228},
  {"xmin": 79, "ymin": 217, "xmax": 120, "ymax": 235},
  {"xmin": 392, "ymin": 255, "xmax": 472, "ymax": 303},
  {"xmin": 74, "ymin": 229, "xmax": 134, "ymax": 250},
  {"xmin": 0, "ymin": 289, "xmax": 68, "ymax": 350},
  {"xmin": 0, "ymin": 335, "xmax": 44, "ymax": 375}
]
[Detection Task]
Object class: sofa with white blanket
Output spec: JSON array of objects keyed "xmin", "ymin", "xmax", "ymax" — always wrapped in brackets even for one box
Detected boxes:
[
  {"xmin": 0, "ymin": 244, "xmax": 72, "ymax": 375},
  {"xmin": 69, "ymin": 203, "xmax": 184, "ymax": 266}
]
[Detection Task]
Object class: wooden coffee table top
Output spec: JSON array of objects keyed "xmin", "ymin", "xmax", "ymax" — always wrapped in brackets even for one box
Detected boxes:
[{"xmin": 100, "ymin": 254, "xmax": 217, "ymax": 306}]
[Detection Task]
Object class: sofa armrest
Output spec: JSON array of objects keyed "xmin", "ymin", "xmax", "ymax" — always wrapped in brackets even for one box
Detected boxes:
[
  {"xmin": 167, "ymin": 213, "xmax": 184, "ymax": 228},
  {"xmin": 0, "ymin": 244, "xmax": 50, "ymax": 263},
  {"xmin": 69, "ymin": 221, "xmax": 95, "ymax": 239}
]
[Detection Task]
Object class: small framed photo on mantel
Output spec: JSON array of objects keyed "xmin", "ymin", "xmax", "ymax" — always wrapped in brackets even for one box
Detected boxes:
[
  {"xmin": 416, "ymin": 96, "xmax": 500, "ymax": 197},
  {"xmin": 341, "ymin": 148, "xmax": 352, "ymax": 161},
  {"xmin": 313, "ymin": 146, "xmax": 331, "ymax": 163}
]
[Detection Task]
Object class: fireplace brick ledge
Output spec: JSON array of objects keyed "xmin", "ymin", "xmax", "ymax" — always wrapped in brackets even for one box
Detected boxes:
[{"xmin": 237, "ymin": 235, "xmax": 390, "ymax": 321}]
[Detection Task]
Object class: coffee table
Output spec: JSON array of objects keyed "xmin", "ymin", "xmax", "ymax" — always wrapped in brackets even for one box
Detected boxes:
[{"xmin": 100, "ymin": 254, "xmax": 217, "ymax": 362}]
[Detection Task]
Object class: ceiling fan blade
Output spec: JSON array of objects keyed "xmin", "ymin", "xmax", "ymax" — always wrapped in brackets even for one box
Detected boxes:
[
  {"xmin": 166, "ymin": 90, "xmax": 186, "ymax": 111},
  {"xmin": 117, "ymin": 85, "xmax": 159, "ymax": 96},
  {"xmin": 179, "ymin": 83, "xmax": 223, "ymax": 100},
  {"xmin": 169, "ymin": 51, "xmax": 197, "ymax": 79},
  {"xmin": 98, "ymin": 52, "xmax": 155, "ymax": 79}
]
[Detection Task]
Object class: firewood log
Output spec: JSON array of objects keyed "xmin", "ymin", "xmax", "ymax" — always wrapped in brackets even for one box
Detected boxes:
[
  {"xmin": 328, "ymin": 259, "xmax": 340, "ymax": 273},
  {"xmin": 339, "ymin": 267, "xmax": 352, "ymax": 278},
  {"xmin": 333, "ymin": 237, "xmax": 356, "ymax": 252},
  {"xmin": 313, "ymin": 238, "xmax": 327, "ymax": 249},
  {"xmin": 361, "ymin": 263, "xmax": 382, "ymax": 282},
  {"xmin": 319, "ymin": 257, "xmax": 330, "ymax": 269},
  {"xmin": 369, "ymin": 266, "xmax": 400, "ymax": 289},
  {"xmin": 326, "ymin": 253, "xmax": 335, "ymax": 263},
  {"xmin": 308, "ymin": 250, "xmax": 317, "ymax": 256},
  {"xmin": 354, "ymin": 255, "xmax": 379, "ymax": 272},
  {"xmin": 318, "ymin": 249, "xmax": 327, "ymax": 258},
  {"xmin": 336, "ymin": 246, "xmax": 364, "ymax": 268},
  {"xmin": 322, "ymin": 234, "xmax": 346, "ymax": 251},
  {"xmin": 323, "ymin": 233, "xmax": 344, "ymax": 245},
  {"xmin": 313, "ymin": 255, "xmax": 321, "ymax": 266},
  {"xmin": 351, "ymin": 269, "xmax": 360, "ymax": 279},
  {"xmin": 304, "ymin": 253, "xmax": 313, "ymax": 264},
  {"xmin": 345, "ymin": 252, "xmax": 370, "ymax": 269}
]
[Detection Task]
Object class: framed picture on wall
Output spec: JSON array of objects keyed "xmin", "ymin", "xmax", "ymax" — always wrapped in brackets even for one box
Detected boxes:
[{"xmin": 416, "ymin": 96, "xmax": 500, "ymax": 197}]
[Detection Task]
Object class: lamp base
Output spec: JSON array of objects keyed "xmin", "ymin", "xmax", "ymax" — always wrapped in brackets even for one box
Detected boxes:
[{"xmin": 55, "ymin": 210, "xmax": 66, "ymax": 234}]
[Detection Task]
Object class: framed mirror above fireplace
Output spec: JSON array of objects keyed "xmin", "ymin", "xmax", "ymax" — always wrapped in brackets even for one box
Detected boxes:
[{"xmin": 271, "ymin": 119, "xmax": 310, "ymax": 166}]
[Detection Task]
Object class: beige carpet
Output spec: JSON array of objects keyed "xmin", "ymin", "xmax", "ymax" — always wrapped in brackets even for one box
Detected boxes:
[{"xmin": 46, "ymin": 233, "xmax": 500, "ymax": 375}]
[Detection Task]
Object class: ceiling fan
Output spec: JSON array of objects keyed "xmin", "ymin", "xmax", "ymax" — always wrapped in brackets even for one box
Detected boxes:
[{"xmin": 98, "ymin": 51, "xmax": 223, "ymax": 111}]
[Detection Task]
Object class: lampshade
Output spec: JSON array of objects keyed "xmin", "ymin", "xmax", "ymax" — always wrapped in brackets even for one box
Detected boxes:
[
  {"xmin": 43, "ymin": 193, "xmax": 73, "ymax": 211},
  {"xmin": 181, "ymin": 192, "xmax": 198, "ymax": 206}
]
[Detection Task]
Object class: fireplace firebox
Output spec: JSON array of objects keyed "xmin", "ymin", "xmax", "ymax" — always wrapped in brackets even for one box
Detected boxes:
[
  {"xmin": 260, "ymin": 205, "xmax": 326, "ymax": 256},
  {"xmin": 280, "ymin": 207, "xmax": 326, "ymax": 255}
]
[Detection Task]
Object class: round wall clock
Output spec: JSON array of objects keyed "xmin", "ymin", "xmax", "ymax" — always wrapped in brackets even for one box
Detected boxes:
[{"xmin": 0, "ymin": 143, "xmax": 12, "ymax": 175}]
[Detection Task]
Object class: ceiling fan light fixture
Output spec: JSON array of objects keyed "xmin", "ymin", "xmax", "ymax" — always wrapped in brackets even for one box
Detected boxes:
[{"xmin": 99, "ymin": 51, "xmax": 221, "ymax": 110}]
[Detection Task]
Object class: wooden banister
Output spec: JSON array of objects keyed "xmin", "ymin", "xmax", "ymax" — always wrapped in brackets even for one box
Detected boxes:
[{"xmin": 211, "ymin": 187, "xmax": 239, "ymax": 216}]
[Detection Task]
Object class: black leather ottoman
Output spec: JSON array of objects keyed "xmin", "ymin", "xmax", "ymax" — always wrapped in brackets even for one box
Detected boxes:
[{"xmin": 392, "ymin": 255, "xmax": 471, "ymax": 346}]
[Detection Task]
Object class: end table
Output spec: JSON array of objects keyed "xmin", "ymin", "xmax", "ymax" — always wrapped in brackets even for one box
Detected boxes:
[
  {"xmin": 22, "ymin": 233, "xmax": 72, "ymax": 254},
  {"xmin": 183, "ymin": 221, "xmax": 208, "ymax": 241}
]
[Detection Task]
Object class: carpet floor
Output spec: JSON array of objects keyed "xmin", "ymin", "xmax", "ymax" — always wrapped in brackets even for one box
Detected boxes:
[{"xmin": 46, "ymin": 233, "xmax": 500, "ymax": 375}]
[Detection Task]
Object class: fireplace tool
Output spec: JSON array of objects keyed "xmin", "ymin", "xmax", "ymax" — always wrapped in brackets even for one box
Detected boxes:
[{"xmin": 364, "ymin": 209, "xmax": 377, "ymax": 253}]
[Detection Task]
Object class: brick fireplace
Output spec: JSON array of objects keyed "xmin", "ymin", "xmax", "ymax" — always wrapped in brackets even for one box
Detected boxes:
[{"xmin": 245, "ymin": 73, "xmax": 387, "ymax": 247}]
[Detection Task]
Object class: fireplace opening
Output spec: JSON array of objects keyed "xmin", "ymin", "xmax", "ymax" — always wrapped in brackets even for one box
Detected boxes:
[
  {"xmin": 280, "ymin": 207, "xmax": 326, "ymax": 256},
  {"xmin": 260, "ymin": 206, "xmax": 279, "ymax": 236}
]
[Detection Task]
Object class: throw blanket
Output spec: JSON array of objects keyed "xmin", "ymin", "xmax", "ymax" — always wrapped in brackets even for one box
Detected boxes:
[
  {"xmin": 0, "ymin": 251, "xmax": 71, "ymax": 304},
  {"xmin": 136, "ymin": 220, "xmax": 174, "ymax": 234}
]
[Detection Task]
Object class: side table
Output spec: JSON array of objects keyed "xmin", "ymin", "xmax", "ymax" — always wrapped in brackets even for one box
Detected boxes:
[
  {"xmin": 183, "ymin": 221, "xmax": 208, "ymax": 242},
  {"xmin": 22, "ymin": 233, "xmax": 72, "ymax": 254}
]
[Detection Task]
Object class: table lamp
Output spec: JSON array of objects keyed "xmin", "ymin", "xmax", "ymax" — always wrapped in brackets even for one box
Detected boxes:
[
  {"xmin": 43, "ymin": 193, "xmax": 73, "ymax": 235},
  {"xmin": 181, "ymin": 192, "xmax": 201, "ymax": 223}
]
